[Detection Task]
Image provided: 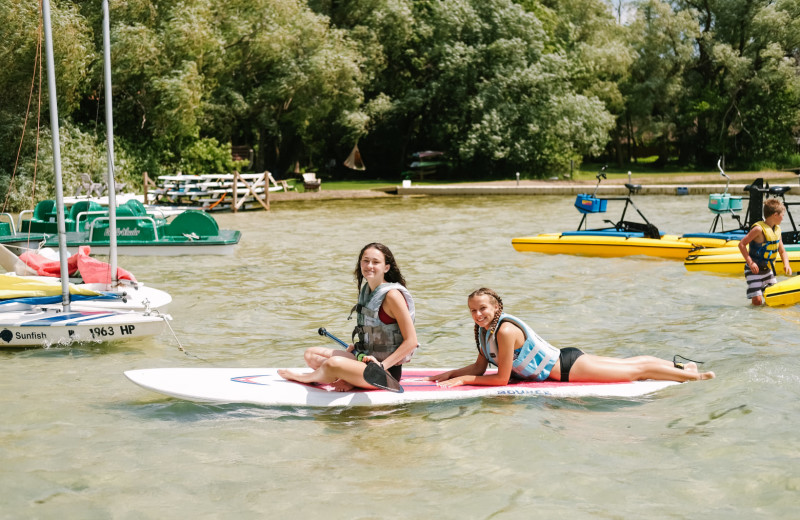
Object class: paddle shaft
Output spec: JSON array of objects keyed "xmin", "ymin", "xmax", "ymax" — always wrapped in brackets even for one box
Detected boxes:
[{"xmin": 318, "ymin": 327, "xmax": 349, "ymax": 349}]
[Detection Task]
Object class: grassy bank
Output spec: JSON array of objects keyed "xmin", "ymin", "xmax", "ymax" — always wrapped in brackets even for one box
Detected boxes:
[
  {"xmin": 285, "ymin": 164, "xmax": 800, "ymax": 191},
  {"xmin": 574, "ymin": 160, "xmax": 800, "ymax": 182}
]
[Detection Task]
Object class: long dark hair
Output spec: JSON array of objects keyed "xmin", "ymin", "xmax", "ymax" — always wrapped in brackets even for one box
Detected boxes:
[
  {"xmin": 353, "ymin": 243, "xmax": 407, "ymax": 290},
  {"xmin": 469, "ymin": 288, "xmax": 503, "ymax": 349}
]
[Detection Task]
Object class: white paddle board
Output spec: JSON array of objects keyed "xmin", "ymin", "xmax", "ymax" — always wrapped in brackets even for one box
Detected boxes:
[{"xmin": 124, "ymin": 368, "xmax": 680, "ymax": 407}]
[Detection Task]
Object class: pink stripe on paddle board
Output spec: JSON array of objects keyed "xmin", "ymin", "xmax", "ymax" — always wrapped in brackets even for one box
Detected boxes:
[{"xmin": 398, "ymin": 369, "xmax": 628, "ymax": 392}]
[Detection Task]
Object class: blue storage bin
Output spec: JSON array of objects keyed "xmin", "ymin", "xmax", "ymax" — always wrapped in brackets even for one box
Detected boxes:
[
  {"xmin": 728, "ymin": 196, "xmax": 742, "ymax": 212},
  {"xmin": 575, "ymin": 194, "xmax": 607, "ymax": 214},
  {"xmin": 708, "ymin": 193, "xmax": 730, "ymax": 213}
]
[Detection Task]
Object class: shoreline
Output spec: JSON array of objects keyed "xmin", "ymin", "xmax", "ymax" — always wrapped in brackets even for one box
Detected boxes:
[{"xmin": 260, "ymin": 170, "xmax": 800, "ymax": 204}]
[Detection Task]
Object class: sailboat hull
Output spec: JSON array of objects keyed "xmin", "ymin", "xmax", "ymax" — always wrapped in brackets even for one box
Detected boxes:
[
  {"xmin": 0, "ymin": 308, "xmax": 167, "ymax": 347},
  {"xmin": 76, "ymin": 283, "xmax": 172, "ymax": 310}
]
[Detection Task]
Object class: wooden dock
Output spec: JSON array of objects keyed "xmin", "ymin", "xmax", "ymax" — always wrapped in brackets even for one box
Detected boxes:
[{"xmin": 143, "ymin": 171, "xmax": 295, "ymax": 212}]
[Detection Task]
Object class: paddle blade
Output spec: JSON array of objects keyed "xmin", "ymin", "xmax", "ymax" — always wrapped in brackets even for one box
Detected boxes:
[{"xmin": 363, "ymin": 362, "xmax": 404, "ymax": 393}]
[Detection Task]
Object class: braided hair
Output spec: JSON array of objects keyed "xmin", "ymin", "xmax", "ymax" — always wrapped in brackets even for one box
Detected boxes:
[{"xmin": 469, "ymin": 287, "xmax": 503, "ymax": 350}]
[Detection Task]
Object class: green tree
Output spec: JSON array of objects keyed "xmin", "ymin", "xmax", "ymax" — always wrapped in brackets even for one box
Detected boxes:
[
  {"xmin": 530, "ymin": 0, "xmax": 635, "ymax": 167},
  {"xmin": 0, "ymin": 0, "xmax": 95, "ymax": 210},
  {"xmin": 86, "ymin": 0, "xmax": 367, "ymax": 177},
  {"xmin": 319, "ymin": 0, "xmax": 615, "ymax": 177},
  {"xmin": 623, "ymin": 0, "xmax": 800, "ymax": 168},
  {"xmin": 620, "ymin": 0, "xmax": 697, "ymax": 166}
]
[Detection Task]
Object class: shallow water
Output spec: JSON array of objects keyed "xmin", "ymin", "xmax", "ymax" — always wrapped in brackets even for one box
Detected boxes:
[{"xmin": 2, "ymin": 194, "xmax": 799, "ymax": 519}]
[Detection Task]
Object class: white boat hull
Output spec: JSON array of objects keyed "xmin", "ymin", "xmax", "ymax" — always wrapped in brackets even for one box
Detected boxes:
[
  {"xmin": 74, "ymin": 283, "xmax": 172, "ymax": 310},
  {"xmin": 0, "ymin": 307, "xmax": 168, "ymax": 347}
]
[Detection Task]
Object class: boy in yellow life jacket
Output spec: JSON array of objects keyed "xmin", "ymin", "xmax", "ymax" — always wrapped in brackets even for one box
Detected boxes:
[{"xmin": 738, "ymin": 198, "xmax": 792, "ymax": 305}]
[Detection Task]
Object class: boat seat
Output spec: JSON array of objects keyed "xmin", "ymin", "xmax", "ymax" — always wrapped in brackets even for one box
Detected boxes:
[
  {"xmin": 69, "ymin": 200, "xmax": 104, "ymax": 230},
  {"xmin": 769, "ymin": 186, "xmax": 791, "ymax": 196},
  {"xmin": 32, "ymin": 200, "xmax": 57, "ymax": 220},
  {"xmin": 124, "ymin": 199, "xmax": 148, "ymax": 216},
  {"xmin": 166, "ymin": 210, "xmax": 219, "ymax": 238},
  {"xmin": 23, "ymin": 199, "xmax": 73, "ymax": 232}
]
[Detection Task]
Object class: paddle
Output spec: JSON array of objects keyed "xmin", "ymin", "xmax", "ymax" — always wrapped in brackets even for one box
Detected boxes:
[{"xmin": 317, "ymin": 327, "xmax": 403, "ymax": 393}]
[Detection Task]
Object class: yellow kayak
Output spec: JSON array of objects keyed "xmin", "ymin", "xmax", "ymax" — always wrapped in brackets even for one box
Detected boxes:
[
  {"xmin": 765, "ymin": 276, "xmax": 800, "ymax": 307},
  {"xmin": 684, "ymin": 245, "xmax": 800, "ymax": 274},
  {"xmin": 511, "ymin": 233, "xmax": 740, "ymax": 259}
]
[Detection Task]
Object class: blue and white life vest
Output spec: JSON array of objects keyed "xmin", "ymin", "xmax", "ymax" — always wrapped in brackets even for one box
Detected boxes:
[
  {"xmin": 748, "ymin": 221, "xmax": 781, "ymax": 271},
  {"xmin": 478, "ymin": 313, "xmax": 560, "ymax": 381},
  {"xmin": 349, "ymin": 282, "xmax": 416, "ymax": 363}
]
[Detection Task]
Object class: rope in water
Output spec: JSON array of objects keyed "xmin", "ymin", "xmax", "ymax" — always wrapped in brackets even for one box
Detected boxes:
[{"xmin": 150, "ymin": 307, "xmax": 206, "ymax": 362}]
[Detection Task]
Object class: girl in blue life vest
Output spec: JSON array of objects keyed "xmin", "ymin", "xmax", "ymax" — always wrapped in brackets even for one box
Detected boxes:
[
  {"xmin": 427, "ymin": 288, "xmax": 715, "ymax": 387},
  {"xmin": 279, "ymin": 243, "xmax": 418, "ymax": 391},
  {"xmin": 738, "ymin": 198, "xmax": 792, "ymax": 305}
]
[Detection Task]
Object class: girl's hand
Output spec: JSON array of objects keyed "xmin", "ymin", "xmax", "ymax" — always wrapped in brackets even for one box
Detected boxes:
[
  {"xmin": 426, "ymin": 370, "xmax": 453, "ymax": 382},
  {"xmin": 346, "ymin": 344, "xmax": 355, "ymax": 353},
  {"xmin": 361, "ymin": 354, "xmax": 379, "ymax": 365},
  {"xmin": 436, "ymin": 377, "xmax": 466, "ymax": 388}
]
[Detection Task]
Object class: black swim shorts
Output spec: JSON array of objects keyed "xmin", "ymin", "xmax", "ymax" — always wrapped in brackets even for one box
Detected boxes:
[{"xmin": 559, "ymin": 347, "xmax": 585, "ymax": 382}]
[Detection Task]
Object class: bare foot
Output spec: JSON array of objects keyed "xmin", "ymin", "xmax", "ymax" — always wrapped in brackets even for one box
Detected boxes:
[
  {"xmin": 331, "ymin": 379, "xmax": 354, "ymax": 392},
  {"xmin": 278, "ymin": 369, "xmax": 313, "ymax": 383},
  {"xmin": 699, "ymin": 371, "xmax": 716, "ymax": 380},
  {"xmin": 683, "ymin": 362, "xmax": 699, "ymax": 373}
]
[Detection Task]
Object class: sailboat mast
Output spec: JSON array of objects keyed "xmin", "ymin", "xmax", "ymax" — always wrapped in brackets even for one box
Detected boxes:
[
  {"xmin": 41, "ymin": 0, "xmax": 71, "ymax": 311},
  {"xmin": 102, "ymin": 0, "xmax": 119, "ymax": 284}
]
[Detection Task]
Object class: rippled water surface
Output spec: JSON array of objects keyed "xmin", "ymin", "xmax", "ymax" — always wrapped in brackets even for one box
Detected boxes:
[{"xmin": 2, "ymin": 194, "xmax": 799, "ymax": 519}]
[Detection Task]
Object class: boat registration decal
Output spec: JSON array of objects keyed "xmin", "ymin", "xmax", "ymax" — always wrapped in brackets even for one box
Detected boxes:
[{"xmin": 87, "ymin": 324, "xmax": 140, "ymax": 339}]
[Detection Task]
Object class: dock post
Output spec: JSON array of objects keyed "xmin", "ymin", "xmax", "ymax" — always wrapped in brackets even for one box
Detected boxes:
[{"xmin": 232, "ymin": 171, "xmax": 239, "ymax": 213}]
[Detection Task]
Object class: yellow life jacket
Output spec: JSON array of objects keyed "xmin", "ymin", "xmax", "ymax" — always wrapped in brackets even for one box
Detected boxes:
[{"xmin": 749, "ymin": 221, "xmax": 781, "ymax": 270}]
